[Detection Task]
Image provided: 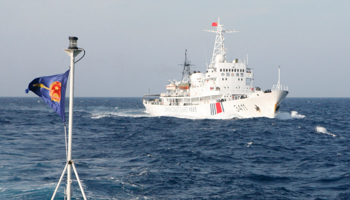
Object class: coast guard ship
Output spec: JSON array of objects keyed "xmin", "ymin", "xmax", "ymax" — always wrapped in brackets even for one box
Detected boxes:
[{"xmin": 143, "ymin": 20, "xmax": 288, "ymax": 118}]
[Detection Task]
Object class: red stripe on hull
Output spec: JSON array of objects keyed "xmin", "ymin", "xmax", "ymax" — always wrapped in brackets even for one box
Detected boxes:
[{"xmin": 215, "ymin": 102, "xmax": 222, "ymax": 114}]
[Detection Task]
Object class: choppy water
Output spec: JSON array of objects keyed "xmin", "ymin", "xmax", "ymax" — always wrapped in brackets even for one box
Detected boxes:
[{"xmin": 1, "ymin": 97, "xmax": 350, "ymax": 199}]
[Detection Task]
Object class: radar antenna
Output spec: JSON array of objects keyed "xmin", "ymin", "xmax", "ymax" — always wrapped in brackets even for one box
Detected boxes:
[
  {"xmin": 179, "ymin": 49, "xmax": 194, "ymax": 82},
  {"xmin": 204, "ymin": 18, "xmax": 238, "ymax": 68}
]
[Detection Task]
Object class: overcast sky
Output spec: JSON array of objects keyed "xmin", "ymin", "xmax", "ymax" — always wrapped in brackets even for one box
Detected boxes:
[{"xmin": 1, "ymin": 0, "xmax": 349, "ymax": 97}]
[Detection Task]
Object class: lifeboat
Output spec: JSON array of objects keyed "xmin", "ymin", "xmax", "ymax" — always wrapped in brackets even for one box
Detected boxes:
[
  {"xmin": 178, "ymin": 83, "xmax": 190, "ymax": 90},
  {"xmin": 166, "ymin": 84, "xmax": 176, "ymax": 91}
]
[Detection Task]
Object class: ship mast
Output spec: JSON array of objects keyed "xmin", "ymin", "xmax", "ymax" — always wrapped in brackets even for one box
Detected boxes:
[
  {"xmin": 204, "ymin": 18, "xmax": 237, "ymax": 68},
  {"xmin": 179, "ymin": 49, "xmax": 194, "ymax": 82}
]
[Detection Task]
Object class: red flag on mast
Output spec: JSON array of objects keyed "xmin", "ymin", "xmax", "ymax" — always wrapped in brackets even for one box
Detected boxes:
[{"xmin": 212, "ymin": 22, "xmax": 218, "ymax": 27}]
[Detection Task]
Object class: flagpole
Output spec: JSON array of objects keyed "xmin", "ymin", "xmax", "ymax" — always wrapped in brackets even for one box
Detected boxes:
[
  {"xmin": 63, "ymin": 37, "xmax": 86, "ymax": 200},
  {"xmin": 66, "ymin": 37, "xmax": 81, "ymax": 200},
  {"xmin": 66, "ymin": 48, "xmax": 75, "ymax": 200}
]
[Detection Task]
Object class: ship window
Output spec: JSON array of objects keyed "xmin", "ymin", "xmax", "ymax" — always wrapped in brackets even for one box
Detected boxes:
[
  {"xmin": 222, "ymin": 78, "xmax": 224, "ymax": 80},
  {"xmin": 243, "ymin": 69, "xmax": 245, "ymax": 72},
  {"xmin": 234, "ymin": 69, "xmax": 236, "ymax": 72},
  {"xmin": 225, "ymin": 78, "xmax": 227, "ymax": 80},
  {"xmin": 220, "ymin": 69, "xmax": 222, "ymax": 72}
]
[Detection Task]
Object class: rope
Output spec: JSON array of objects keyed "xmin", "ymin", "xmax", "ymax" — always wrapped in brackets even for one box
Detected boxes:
[{"xmin": 64, "ymin": 123, "xmax": 68, "ymax": 159}]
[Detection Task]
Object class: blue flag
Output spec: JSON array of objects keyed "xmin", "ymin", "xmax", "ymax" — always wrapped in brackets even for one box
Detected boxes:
[{"xmin": 26, "ymin": 70, "xmax": 70, "ymax": 122}]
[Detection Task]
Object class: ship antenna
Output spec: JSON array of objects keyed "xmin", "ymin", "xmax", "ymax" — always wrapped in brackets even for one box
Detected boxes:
[
  {"xmin": 277, "ymin": 66, "xmax": 281, "ymax": 89},
  {"xmin": 179, "ymin": 49, "xmax": 194, "ymax": 82},
  {"xmin": 204, "ymin": 18, "xmax": 238, "ymax": 68}
]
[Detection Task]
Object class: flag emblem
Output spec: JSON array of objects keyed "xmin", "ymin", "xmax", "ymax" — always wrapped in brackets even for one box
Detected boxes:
[
  {"xmin": 212, "ymin": 22, "xmax": 218, "ymax": 27},
  {"xmin": 210, "ymin": 102, "xmax": 224, "ymax": 115},
  {"xmin": 49, "ymin": 81, "xmax": 62, "ymax": 102}
]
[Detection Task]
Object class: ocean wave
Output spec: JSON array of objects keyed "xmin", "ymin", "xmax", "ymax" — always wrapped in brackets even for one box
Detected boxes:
[
  {"xmin": 315, "ymin": 126, "xmax": 337, "ymax": 137},
  {"xmin": 2, "ymin": 97, "xmax": 350, "ymax": 199},
  {"xmin": 91, "ymin": 111, "xmax": 150, "ymax": 119}
]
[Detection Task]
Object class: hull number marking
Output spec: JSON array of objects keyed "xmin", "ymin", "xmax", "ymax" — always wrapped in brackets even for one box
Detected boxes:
[{"xmin": 234, "ymin": 104, "xmax": 248, "ymax": 112}]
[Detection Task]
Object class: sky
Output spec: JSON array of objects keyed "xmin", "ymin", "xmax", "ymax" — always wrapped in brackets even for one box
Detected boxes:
[{"xmin": 1, "ymin": 0, "xmax": 349, "ymax": 97}]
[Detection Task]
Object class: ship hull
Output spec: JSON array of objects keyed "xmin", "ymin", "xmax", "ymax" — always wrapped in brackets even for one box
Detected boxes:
[{"xmin": 143, "ymin": 90, "xmax": 288, "ymax": 119}]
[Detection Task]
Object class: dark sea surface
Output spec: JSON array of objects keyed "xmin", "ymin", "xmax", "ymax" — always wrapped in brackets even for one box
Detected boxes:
[{"xmin": 1, "ymin": 97, "xmax": 350, "ymax": 199}]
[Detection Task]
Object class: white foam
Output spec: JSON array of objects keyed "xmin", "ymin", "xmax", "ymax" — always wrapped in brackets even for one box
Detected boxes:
[
  {"xmin": 315, "ymin": 126, "xmax": 336, "ymax": 137},
  {"xmin": 247, "ymin": 142, "xmax": 253, "ymax": 147},
  {"xmin": 291, "ymin": 111, "xmax": 305, "ymax": 118},
  {"xmin": 275, "ymin": 111, "xmax": 305, "ymax": 120},
  {"xmin": 275, "ymin": 112, "xmax": 292, "ymax": 120},
  {"xmin": 90, "ymin": 108, "xmax": 154, "ymax": 119},
  {"xmin": 91, "ymin": 113, "xmax": 111, "ymax": 119},
  {"xmin": 91, "ymin": 112, "xmax": 150, "ymax": 119}
]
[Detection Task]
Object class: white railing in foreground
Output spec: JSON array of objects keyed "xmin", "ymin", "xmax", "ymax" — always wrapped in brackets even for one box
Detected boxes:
[{"xmin": 272, "ymin": 85, "xmax": 288, "ymax": 91}]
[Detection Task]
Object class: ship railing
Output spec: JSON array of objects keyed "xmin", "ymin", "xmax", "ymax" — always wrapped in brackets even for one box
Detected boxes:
[
  {"xmin": 143, "ymin": 94, "xmax": 162, "ymax": 105},
  {"xmin": 207, "ymin": 94, "xmax": 248, "ymax": 103},
  {"xmin": 272, "ymin": 85, "xmax": 288, "ymax": 91},
  {"xmin": 143, "ymin": 94, "xmax": 160, "ymax": 99},
  {"xmin": 232, "ymin": 95, "xmax": 246, "ymax": 100},
  {"xmin": 144, "ymin": 93, "xmax": 252, "ymax": 106}
]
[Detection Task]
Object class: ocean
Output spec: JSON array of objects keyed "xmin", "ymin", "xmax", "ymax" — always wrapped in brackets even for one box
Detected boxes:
[{"xmin": 1, "ymin": 97, "xmax": 350, "ymax": 199}]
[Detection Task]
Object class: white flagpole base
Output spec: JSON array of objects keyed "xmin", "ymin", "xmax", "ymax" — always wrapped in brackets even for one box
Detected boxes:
[
  {"xmin": 51, "ymin": 160, "xmax": 87, "ymax": 200},
  {"xmin": 72, "ymin": 161, "xmax": 87, "ymax": 200},
  {"xmin": 51, "ymin": 162, "xmax": 69, "ymax": 200}
]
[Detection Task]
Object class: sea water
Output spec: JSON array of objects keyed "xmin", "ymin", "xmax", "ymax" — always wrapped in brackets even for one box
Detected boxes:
[{"xmin": 0, "ymin": 97, "xmax": 349, "ymax": 199}]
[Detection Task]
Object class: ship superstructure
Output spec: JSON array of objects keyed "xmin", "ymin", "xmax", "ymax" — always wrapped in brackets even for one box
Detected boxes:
[{"xmin": 143, "ymin": 19, "xmax": 288, "ymax": 118}]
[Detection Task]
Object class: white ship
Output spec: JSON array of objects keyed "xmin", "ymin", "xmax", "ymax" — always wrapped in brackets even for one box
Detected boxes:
[{"xmin": 143, "ymin": 20, "xmax": 289, "ymax": 119}]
